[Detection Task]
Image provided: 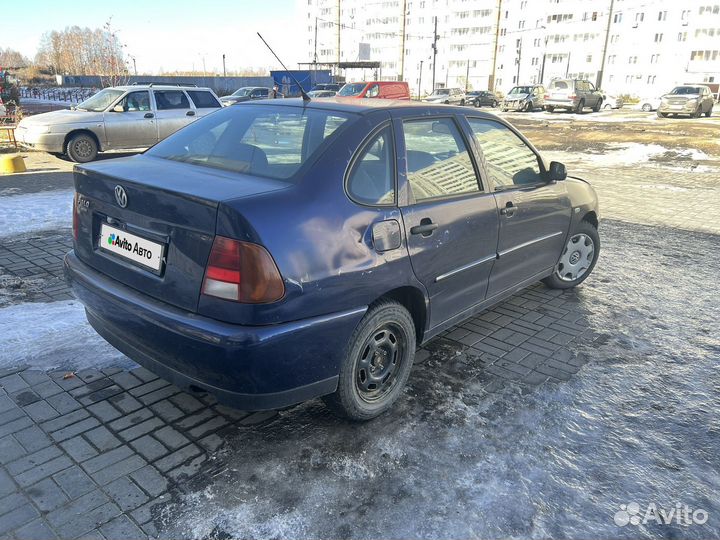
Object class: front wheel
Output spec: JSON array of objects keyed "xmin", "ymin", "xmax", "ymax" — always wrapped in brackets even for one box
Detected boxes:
[
  {"xmin": 459, "ymin": 99, "xmax": 465, "ymax": 106},
  {"xmin": 705, "ymin": 108, "xmax": 712, "ymax": 118},
  {"xmin": 323, "ymin": 300, "xmax": 416, "ymax": 421},
  {"xmin": 524, "ymin": 101, "xmax": 533, "ymax": 112},
  {"xmin": 474, "ymin": 99, "xmax": 480, "ymax": 108},
  {"xmin": 657, "ymin": 111, "xmax": 669, "ymax": 118},
  {"xmin": 542, "ymin": 221, "xmax": 600, "ymax": 289},
  {"xmin": 545, "ymin": 105, "xmax": 555, "ymax": 113},
  {"xmin": 66, "ymin": 133, "xmax": 98, "ymax": 163},
  {"xmin": 641, "ymin": 103, "xmax": 652, "ymax": 112},
  {"xmin": 575, "ymin": 100, "xmax": 585, "ymax": 114},
  {"xmin": 592, "ymin": 99, "xmax": 602, "ymax": 112}
]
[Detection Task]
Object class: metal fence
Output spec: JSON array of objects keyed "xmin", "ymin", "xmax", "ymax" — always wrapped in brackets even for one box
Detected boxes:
[{"xmin": 20, "ymin": 87, "xmax": 95, "ymax": 103}]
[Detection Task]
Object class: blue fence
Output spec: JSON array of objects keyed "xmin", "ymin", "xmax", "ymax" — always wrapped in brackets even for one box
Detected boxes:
[{"xmin": 271, "ymin": 70, "xmax": 333, "ymax": 97}]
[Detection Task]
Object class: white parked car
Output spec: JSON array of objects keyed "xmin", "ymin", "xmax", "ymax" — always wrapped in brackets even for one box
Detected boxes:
[
  {"xmin": 15, "ymin": 84, "xmax": 222, "ymax": 162},
  {"xmin": 0, "ymin": 98, "xmax": 6, "ymax": 117},
  {"xmin": 637, "ymin": 96, "xmax": 662, "ymax": 112},
  {"xmin": 600, "ymin": 93, "xmax": 624, "ymax": 109}
]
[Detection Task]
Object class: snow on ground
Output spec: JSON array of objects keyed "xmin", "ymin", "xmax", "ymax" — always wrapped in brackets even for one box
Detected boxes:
[
  {"xmin": 0, "ymin": 300, "xmax": 134, "ymax": 371},
  {"xmin": 0, "ymin": 189, "xmax": 73, "ymax": 238},
  {"xmin": 545, "ymin": 143, "xmax": 711, "ymax": 169}
]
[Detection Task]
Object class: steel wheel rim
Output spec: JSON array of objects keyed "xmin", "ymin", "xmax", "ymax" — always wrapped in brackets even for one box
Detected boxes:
[
  {"xmin": 355, "ymin": 323, "xmax": 405, "ymax": 403},
  {"xmin": 74, "ymin": 139, "xmax": 94, "ymax": 159},
  {"xmin": 642, "ymin": 104, "xmax": 651, "ymax": 112},
  {"xmin": 555, "ymin": 233, "xmax": 594, "ymax": 282}
]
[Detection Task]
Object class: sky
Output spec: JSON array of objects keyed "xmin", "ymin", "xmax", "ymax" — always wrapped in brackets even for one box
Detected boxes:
[{"xmin": 3, "ymin": 0, "xmax": 306, "ymax": 74}]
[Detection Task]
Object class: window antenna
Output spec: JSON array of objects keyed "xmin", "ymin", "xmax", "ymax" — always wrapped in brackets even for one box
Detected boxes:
[{"xmin": 257, "ymin": 32, "xmax": 311, "ymax": 102}]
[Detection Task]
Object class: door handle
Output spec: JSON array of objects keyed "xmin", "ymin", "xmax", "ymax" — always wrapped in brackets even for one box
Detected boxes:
[
  {"xmin": 144, "ymin": 112, "xmax": 154, "ymax": 119},
  {"xmin": 500, "ymin": 201, "xmax": 517, "ymax": 216},
  {"xmin": 410, "ymin": 218, "xmax": 438, "ymax": 237},
  {"xmin": 186, "ymin": 111, "xmax": 195, "ymax": 116}
]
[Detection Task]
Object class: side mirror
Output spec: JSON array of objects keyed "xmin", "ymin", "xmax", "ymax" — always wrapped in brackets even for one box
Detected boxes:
[
  {"xmin": 112, "ymin": 105, "xmax": 125, "ymax": 113},
  {"xmin": 548, "ymin": 161, "xmax": 567, "ymax": 181}
]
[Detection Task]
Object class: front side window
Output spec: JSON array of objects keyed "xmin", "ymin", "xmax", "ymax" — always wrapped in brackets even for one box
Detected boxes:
[
  {"xmin": 117, "ymin": 91, "xmax": 151, "ymax": 112},
  {"xmin": 403, "ymin": 118, "xmax": 480, "ymax": 202},
  {"xmin": 147, "ymin": 105, "xmax": 351, "ymax": 180},
  {"xmin": 338, "ymin": 83, "xmax": 368, "ymax": 97},
  {"xmin": 346, "ymin": 125, "xmax": 395, "ymax": 205},
  {"xmin": 366, "ymin": 84, "xmax": 380, "ymax": 98},
  {"xmin": 187, "ymin": 91, "xmax": 221, "ymax": 108},
  {"xmin": 154, "ymin": 90, "xmax": 190, "ymax": 110},
  {"xmin": 468, "ymin": 118, "xmax": 543, "ymax": 189}
]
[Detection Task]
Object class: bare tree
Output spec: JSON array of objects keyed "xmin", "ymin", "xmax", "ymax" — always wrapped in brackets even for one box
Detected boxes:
[
  {"xmin": 35, "ymin": 21, "xmax": 128, "ymax": 86},
  {"xmin": 0, "ymin": 48, "xmax": 29, "ymax": 68}
]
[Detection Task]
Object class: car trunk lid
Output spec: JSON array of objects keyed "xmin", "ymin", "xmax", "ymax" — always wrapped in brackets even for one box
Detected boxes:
[{"xmin": 73, "ymin": 154, "xmax": 289, "ymax": 312}]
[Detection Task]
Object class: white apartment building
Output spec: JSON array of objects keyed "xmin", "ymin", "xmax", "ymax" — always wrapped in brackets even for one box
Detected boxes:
[{"xmin": 302, "ymin": 0, "xmax": 720, "ymax": 97}]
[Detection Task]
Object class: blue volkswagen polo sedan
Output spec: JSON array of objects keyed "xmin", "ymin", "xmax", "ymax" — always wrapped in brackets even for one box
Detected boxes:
[{"xmin": 64, "ymin": 98, "xmax": 599, "ymax": 420}]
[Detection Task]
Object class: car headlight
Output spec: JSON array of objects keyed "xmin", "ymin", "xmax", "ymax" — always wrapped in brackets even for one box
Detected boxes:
[{"xmin": 687, "ymin": 98, "xmax": 697, "ymax": 105}]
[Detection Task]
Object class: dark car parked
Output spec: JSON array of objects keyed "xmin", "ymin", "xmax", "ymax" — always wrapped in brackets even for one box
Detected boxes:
[
  {"xmin": 65, "ymin": 99, "xmax": 600, "ymax": 421},
  {"xmin": 311, "ymin": 83, "xmax": 342, "ymax": 93},
  {"xmin": 220, "ymin": 87, "xmax": 276, "ymax": 106},
  {"xmin": 467, "ymin": 90, "xmax": 499, "ymax": 108}
]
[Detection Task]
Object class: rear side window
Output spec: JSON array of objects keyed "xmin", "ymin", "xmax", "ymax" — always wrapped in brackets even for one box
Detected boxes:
[
  {"xmin": 187, "ymin": 91, "xmax": 221, "ymax": 108},
  {"xmin": 154, "ymin": 90, "xmax": 190, "ymax": 110},
  {"xmin": 403, "ymin": 118, "xmax": 481, "ymax": 202},
  {"xmin": 146, "ymin": 105, "xmax": 351, "ymax": 180},
  {"xmin": 347, "ymin": 125, "xmax": 395, "ymax": 205}
]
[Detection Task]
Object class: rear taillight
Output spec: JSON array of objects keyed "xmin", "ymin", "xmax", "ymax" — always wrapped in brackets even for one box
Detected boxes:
[
  {"xmin": 72, "ymin": 193, "xmax": 79, "ymax": 241},
  {"xmin": 201, "ymin": 236, "xmax": 284, "ymax": 303},
  {"xmin": 544, "ymin": 94, "xmax": 550, "ymax": 99},
  {"xmin": 569, "ymin": 94, "xmax": 576, "ymax": 99}
]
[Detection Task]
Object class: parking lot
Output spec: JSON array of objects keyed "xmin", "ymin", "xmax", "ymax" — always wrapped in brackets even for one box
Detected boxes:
[{"xmin": 1, "ymin": 109, "xmax": 719, "ymax": 539}]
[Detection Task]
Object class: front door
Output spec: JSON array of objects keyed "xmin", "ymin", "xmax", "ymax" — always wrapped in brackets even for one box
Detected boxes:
[
  {"xmin": 103, "ymin": 90, "xmax": 157, "ymax": 149},
  {"xmin": 399, "ymin": 116, "xmax": 499, "ymax": 328},
  {"xmin": 153, "ymin": 90, "xmax": 195, "ymax": 140},
  {"xmin": 466, "ymin": 117, "xmax": 572, "ymax": 298}
]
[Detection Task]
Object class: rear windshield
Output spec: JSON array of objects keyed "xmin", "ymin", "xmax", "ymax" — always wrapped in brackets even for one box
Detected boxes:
[
  {"xmin": 549, "ymin": 81, "xmax": 569, "ymax": 90},
  {"xmin": 146, "ymin": 105, "xmax": 352, "ymax": 180}
]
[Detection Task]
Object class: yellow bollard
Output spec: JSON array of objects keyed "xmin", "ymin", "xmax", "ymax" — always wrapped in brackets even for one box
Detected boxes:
[{"xmin": 0, "ymin": 154, "xmax": 27, "ymax": 174}]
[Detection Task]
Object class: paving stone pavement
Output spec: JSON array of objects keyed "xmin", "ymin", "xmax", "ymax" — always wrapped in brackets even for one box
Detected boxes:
[{"xmin": 0, "ymin": 228, "xmax": 602, "ymax": 538}]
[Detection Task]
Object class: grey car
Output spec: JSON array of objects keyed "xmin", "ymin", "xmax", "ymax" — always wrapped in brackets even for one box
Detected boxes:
[
  {"xmin": 423, "ymin": 88, "xmax": 466, "ymax": 105},
  {"xmin": 219, "ymin": 87, "xmax": 276, "ymax": 106},
  {"xmin": 657, "ymin": 85, "xmax": 714, "ymax": 118},
  {"xmin": 544, "ymin": 79, "xmax": 604, "ymax": 113},
  {"xmin": 15, "ymin": 84, "xmax": 221, "ymax": 162},
  {"xmin": 502, "ymin": 85, "xmax": 545, "ymax": 112}
]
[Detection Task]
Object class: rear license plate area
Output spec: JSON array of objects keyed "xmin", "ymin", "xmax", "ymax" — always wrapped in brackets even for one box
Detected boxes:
[{"xmin": 99, "ymin": 223, "xmax": 165, "ymax": 272}]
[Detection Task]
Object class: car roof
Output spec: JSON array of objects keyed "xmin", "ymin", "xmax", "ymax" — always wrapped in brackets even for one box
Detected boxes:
[
  {"xmin": 113, "ymin": 85, "xmax": 214, "ymax": 91},
  {"xmin": 239, "ymin": 97, "xmax": 499, "ymax": 116}
]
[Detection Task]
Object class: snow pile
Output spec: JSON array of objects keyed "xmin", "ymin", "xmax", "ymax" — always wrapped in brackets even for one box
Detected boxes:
[
  {"xmin": 0, "ymin": 300, "xmax": 134, "ymax": 371},
  {"xmin": 0, "ymin": 190, "xmax": 73, "ymax": 238}
]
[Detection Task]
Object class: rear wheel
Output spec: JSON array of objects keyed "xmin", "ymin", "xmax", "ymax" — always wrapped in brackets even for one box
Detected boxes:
[
  {"xmin": 592, "ymin": 99, "xmax": 602, "ymax": 112},
  {"xmin": 657, "ymin": 111, "xmax": 668, "ymax": 118},
  {"xmin": 545, "ymin": 105, "xmax": 555, "ymax": 113},
  {"xmin": 641, "ymin": 103, "xmax": 652, "ymax": 112},
  {"xmin": 323, "ymin": 300, "xmax": 416, "ymax": 421},
  {"xmin": 574, "ymin": 99, "xmax": 585, "ymax": 114},
  {"xmin": 543, "ymin": 221, "xmax": 600, "ymax": 289},
  {"xmin": 524, "ymin": 101, "xmax": 533, "ymax": 112},
  {"xmin": 66, "ymin": 133, "xmax": 98, "ymax": 163}
]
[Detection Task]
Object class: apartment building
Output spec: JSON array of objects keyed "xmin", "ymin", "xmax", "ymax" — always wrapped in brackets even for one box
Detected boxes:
[{"xmin": 302, "ymin": 0, "xmax": 720, "ymax": 96}]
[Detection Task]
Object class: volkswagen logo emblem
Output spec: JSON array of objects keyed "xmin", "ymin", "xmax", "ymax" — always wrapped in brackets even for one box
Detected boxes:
[{"xmin": 114, "ymin": 185, "xmax": 128, "ymax": 208}]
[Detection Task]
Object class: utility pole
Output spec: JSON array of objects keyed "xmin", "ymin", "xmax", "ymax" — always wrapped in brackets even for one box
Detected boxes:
[
  {"xmin": 130, "ymin": 56, "xmax": 137, "ymax": 76},
  {"xmin": 597, "ymin": 0, "xmax": 615, "ymax": 89},
  {"xmin": 222, "ymin": 54, "xmax": 226, "ymax": 77},
  {"xmin": 516, "ymin": 37, "xmax": 522, "ymax": 84},
  {"xmin": 314, "ymin": 17, "xmax": 318, "ymax": 65},
  {"xmin": 418, "ymin": 60, "xmax": 423, "ymax": 99},
  {"xmin": 337, "ymin": 0, "xmax": 341, "ymax": 66},
  {"xmin": 431, "ymin": 16, "xmax": 438, "ymax": 92},
  {"xmin": 399, "ymin": 0, "xmax": 407, "ymax": 81},
  {"xmin": 489, "ymin": 0, "xmax": 503, "ymax": 91},
  {"xmin": 465, "ymin": 59, "xmax": 470, "ymax": 92}
]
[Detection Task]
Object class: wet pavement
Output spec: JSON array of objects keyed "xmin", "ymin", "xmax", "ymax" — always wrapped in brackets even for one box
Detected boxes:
[{"xmin": 0, "ymin": 144, "xmax": 719, "ymax": 539}]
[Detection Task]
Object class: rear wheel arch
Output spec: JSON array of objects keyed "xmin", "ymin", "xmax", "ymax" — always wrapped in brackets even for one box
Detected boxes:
[{"xmin": 374, "ymin": 286, "xmax": 428, "ymax": 344}]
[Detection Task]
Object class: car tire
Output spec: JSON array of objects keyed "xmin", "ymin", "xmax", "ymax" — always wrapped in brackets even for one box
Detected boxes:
[
  {"xmin": 66, "ymin": 133, "xmax": 98, "ymax": 163},
  {"xmin": 657, "ymin": 111, "xmax": 668, "ymax": 118},
  {"xmin": 692, "ymin": 106, "xmax": 702, "ymax": 118},
  {"xmin": 705, "ymin": 108, "xmax": 712, "ymax": 118},
  {"xmin": 474, "ymin": 100, "xmax": 480, "ymax": 108},
  {"xmin": 444, "ymin": 100, "xmax": 450, "ymax": 105},
  {"xmin": 322, "ymin": 300, "xmax": 416, "ymax": 421},
  {"xmin": 524, "ymin": 101, "xmax": 533, "ymax": 112},
  {"xmin": 641, "ymin": 103, "xmax": 652, "ymax": 112},
  {"xmin": 603, "ymin": 103, "xmax": 612, "ymax": 110},
  {"xmin": 592, "ymin": 99, "xmax": 602, "ymax": 112},
  {"xmin": 542, "ymin": 220, "xmax": 600, "ymax": 290},
  {"xmin": 460, "ymin": 99, "xmax": 465, "ymax": 106},
  {"xmin": 545, "ymin": 106, "xmax": 555, "ymax": 113},
  {"xmin": 575, "ymin": 100, "xmax": 585, "ymax": 114}
]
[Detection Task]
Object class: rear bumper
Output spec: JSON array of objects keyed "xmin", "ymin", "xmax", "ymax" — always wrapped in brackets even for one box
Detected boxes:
[
  {"xmin": 544, "ymin": 99, "xmax": 576, "ymax": 109},
  {"xmin": 64, "ymin": 251, "xmax": 366, "ymax": 410}
]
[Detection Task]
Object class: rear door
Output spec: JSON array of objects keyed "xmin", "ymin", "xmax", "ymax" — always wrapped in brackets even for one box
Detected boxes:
[
  {"xmin": 398, "ymin": 115, "xmax": 499, "ymax": 328},
  {"xmin": 466, "ymin": 117, "xmax": 571, "ymax": 298},
  {"xmin": 186, "ymin": 90, "xmax": 222, "ymax": 118},
  {"xmin": 153, "ymin": 89, "xmax": 195, "ymax": 140},
  {"xmin": 102, "ymin": 90, "xmax": 158, "ymax": 149}
]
